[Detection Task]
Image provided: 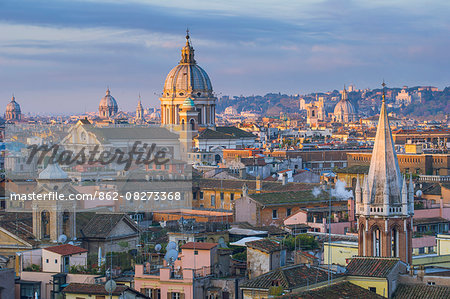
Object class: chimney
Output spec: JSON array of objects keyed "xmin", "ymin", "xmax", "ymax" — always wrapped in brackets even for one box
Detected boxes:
[
  {"xmin": 281, "ymin": 174, "xmax": 287, "ymax": 186},
  {"xmin": 256, "ymin": 176, "xmax": 262, "ymax": 192},
  {"xmin": 239, "ymin": 168, "xmax": 247, "ymax": 179}
]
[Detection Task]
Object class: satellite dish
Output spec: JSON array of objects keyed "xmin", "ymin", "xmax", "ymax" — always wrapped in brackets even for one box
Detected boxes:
[
  {"xmin": 104, "ymin": 280, "xmax": 117, "ymax": 293},
  {"xmin": 67, "ymin": 241, "xmax": 74, "ymax": 245},
  {"xmin": 166, "ymin": 241, "xmax": 177, "ymax": 251},
  {"xmin": 155, "ymin": 244, "xmax": 162, "ymax": 252},
  {"xmin": 416, "ymin": 190, "xmax": 423, "ymax": 198},
  {"xmin": 164, "ymin": 249, "xmax": 179, "ymax": 265},
  {"xmin": 58, "ymin": 234, "xmax": 67, "ymax": 244}
]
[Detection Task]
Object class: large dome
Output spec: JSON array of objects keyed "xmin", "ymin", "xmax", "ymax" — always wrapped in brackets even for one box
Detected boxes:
[
  {"xmin": 6, "ymin": 96, "xmax": 21, "ymax": 113},
  {"xmin": 164, "ymin": 64, "xmax": 212, "ymax": 96}
]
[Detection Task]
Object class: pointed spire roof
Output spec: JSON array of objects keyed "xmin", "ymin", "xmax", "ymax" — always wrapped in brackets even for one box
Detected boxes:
[{"xmin": 366, "ymin": 82, "xmax": 402, "ymax": 205}]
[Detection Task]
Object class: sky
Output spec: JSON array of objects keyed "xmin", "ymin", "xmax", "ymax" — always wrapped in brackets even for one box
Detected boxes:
[{"xmin": 0, "ymin": 0, "xmax": 449, "ymax": 114}]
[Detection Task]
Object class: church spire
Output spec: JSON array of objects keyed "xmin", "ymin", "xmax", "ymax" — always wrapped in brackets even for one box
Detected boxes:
[{"xmin": 365, "ymin": 82, "xmax": 402, "ymax": 206}]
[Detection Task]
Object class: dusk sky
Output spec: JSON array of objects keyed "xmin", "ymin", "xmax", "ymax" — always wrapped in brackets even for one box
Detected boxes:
[{"xmin": 0, "ymin": 0, "xmax": 449, "ymax": 114}]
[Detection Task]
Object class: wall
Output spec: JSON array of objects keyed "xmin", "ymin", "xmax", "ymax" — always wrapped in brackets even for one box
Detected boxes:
[
  {"xmin": 323, "ymin": 242, "xmax": 358, "ymax": 266},
  {"xmin": 234, "ymin": 197, "xmax": 258, "ymax": 226},
  {"xmin": 19, "ymin": 272, "xmax": 99, "ymax": 299},
  {"xmin": 134, "ymin": 265, "xmax": 194, "ymax": 299},
  {"xmin": 42, "ymin": 250, "xmax": 61, "ymax": 272},
  {"xmin": 0, "ymin": 268, "xmax": 15, "ymax": 299},
  {"xmin": 346, "ymin": 277, "xmax": 388, "ymax": 298},
  {"xmin": 437, "ymin": 234, "xmax": 450, "ymax": 255},
  {"xmin": 180, "ymin": 248, "xmax": 213, "ymax": 270},
  {"xmin": 246, "ymin": 248, "xmax": 269, "ymax": 279}
]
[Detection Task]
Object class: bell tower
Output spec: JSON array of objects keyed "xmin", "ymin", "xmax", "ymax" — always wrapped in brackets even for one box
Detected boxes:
[
  {"xmin": 355, "ymin": 82, "xmax": 414, "ymax": 265},
  {"xmin": 32, "ymin": 163, "xmax": 78, "ymax": 242}
]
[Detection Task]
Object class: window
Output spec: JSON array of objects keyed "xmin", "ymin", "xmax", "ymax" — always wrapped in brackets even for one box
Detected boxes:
[
  {"xmin": 427, "ymin": 281, "xmax": 436, "ymax": 286},
  {"xmin": 373, "ymin": 228, "xmax": 381, "ymax": 257},
  {"xmin": 172, "ymin": 293, "xmax": 181, "ymax": 299},
  {"xmin": 211, "ymin": 195, "xmax": 216, "ymax": 207},
  {"xmin": 428, "ymin": 246, "xmax": 434, "ymax": 253},
  {"xmin": 419, "ymin": 247, "xmax": 425, "ymax": 254},
  {"xmin": 286, "ymin": 208, "xmax": 291, "ymax": 217},
  {"xmin": 230, "ymin": 193, "xmax": 234, "ymax": 201},
  {"xmin": 46, "ymin": 259, "xmax": 49, "ymax": 263},
  {"xmin": 193, "ymin": 192, "xmax": 197, "ymax": 200},
  {"xmin": 220, "ymin": 192, "xmax": 224, "ymax": 201},
  {"xmin": 369, "ymin": 287, "xmax": 377, "ymax": 293},
  {"xmin": 55, "ymin": 259, "xmax": 58, "ymax": 264},
  {"xmin": 391, "ymin": 227, "xmax": 398, "ymax": 257},
  {"xmin": 199, "ymin": 192, "xmax": 204, "ymax": 200},
  {"xmin": 143, "ymin": 288, "xmax": 161, "ymax": 299},
  {"xmin": 194, "ymin": 250, "xmax": 198, "ymax": 255},
  {"xmin": 272, "ymin": 209, "xmax": 278, "ymax": 219}
]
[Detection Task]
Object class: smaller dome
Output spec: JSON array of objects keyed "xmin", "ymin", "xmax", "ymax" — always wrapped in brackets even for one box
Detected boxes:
[
  {"xmin": 39, "ymin": 163, "xmax": 68, "ymax": 180},
  {"xmin": 334, "ymin": 99, "xmax": 356, "ymax": 115},
  {"xmin": 334, "ymin": 87, "xmax": 356, "ymax": 116},
  {"xmin": 6, "ymin": 96, "xmax": 21, "ymax": 113},
  {"xmin": 99, "ymin": 88, "xmax": 118, "ymax": 112},
  {"xmin": 182, "ymin": 97, "xmax": 195, "ymax": 109}
]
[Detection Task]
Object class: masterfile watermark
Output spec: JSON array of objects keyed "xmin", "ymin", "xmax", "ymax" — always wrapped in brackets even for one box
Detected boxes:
[{"xmin": 27, "ymin": 141, "xmax": 169, "ymax": 171}]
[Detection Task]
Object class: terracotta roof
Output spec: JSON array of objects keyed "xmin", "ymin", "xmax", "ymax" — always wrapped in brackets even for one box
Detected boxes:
[
  {"xmin": 336, "ymin": 165, "xmax": 370, "ymax": 174},
  {"xmin": 194, "ymin": 178, "xmax": 316, "ymax": 193},
  {"xmin": 346, "ymin": 257, "xmax": 400, "ymax": 278},
  {"xmin": 241, "ymin": 264, "xmax": 330, "ymax": 290},
  {"xmin": 181, "ymin": 242, "xmax": 217, "ymax": 250},
  {"xmin": 246, "ymin": 239, "xmax": 282, "ymax": 253},
  {"xmin": 80, "ymin": 213, "xmax": 139, "ymax": 239},
  {"xmin": 393, "ymin": 284, "xmax": 450, "ymax": 299},
  {"xmin": 297, "ymin": 251, "xmax": 318, "ymax": 260},
  {"xmin": 249, "ymin": 189, "xmax": 340, "ymax": 206},
  {"xmin": 44, "ymin": 244, "xmax": 88, "ymax": 256},
  {"xmin": 240, "ymin": 158, "xmax": 267, "ymax": 166},
  {"xmin": 0, "ymin": 212, "xmax": 38, "ymax": 246},
  {"xmin": 414, "ymin": 217, "xmax": 449, "ymax": 225},
  {"xmin": 280, "ymin": 281, "xmax": 384, "ymax": 299},
  {"xmin": 216, "ymin": 126, "xmax": 256, "ymax": 138},
  {"xmin": 62, "ymin": 283, "xmax": 129, "ymax": 296}
]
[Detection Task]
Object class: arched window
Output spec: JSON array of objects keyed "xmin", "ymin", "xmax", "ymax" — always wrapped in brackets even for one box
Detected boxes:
[
  {"xmin": 391, "ymin": 227, "xmax": 399, "ymax": 257},
  {"xmin": 373, "ymin": 227, "xmax": 381, "ymax": 256},
  {"xmin": 63, "ymin": 210, "xmax": 71, "ymax": 237},
  {"xmin": 190, "ymin": 119, "xmax": 195, "ymax": 130},
  {"xmin": 181, "ymin": 119, "xmax": 185, "ymax": 130},
  {"xmin": 41, "ymin": 210, "xmax": 50, "ymax": 239}
]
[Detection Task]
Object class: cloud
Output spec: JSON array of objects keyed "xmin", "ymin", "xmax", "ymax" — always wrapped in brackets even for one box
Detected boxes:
[{"xmin": 0, "ymin": 0, "xmax": 449, "ymax": 113}]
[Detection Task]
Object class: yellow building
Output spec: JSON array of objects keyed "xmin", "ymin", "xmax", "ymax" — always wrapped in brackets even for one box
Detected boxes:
[
  {"xmin": 323, "ymin": 241, "xmax": 358, "ymax": 266},
  {"xmin": 346, "ymin": 257, "xmax": 407, "ymax": 298},
  {"xmin": 437, "ymin": 233, "xmax": 450, "ymax": 255}
]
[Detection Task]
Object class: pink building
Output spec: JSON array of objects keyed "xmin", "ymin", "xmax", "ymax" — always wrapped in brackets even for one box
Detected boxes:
[
  {"xmin": 284, "ymin": 206, "xmax": 352, "ymax": 234},
  {"xmin": 134, "ymin": 242, "xmax": 221, "ymax": 299}
]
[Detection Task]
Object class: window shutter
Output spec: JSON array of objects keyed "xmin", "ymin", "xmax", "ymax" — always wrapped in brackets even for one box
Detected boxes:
[
  {"xmin": 180, "ymin": 293, "xmax": 185, "ymax": 299},
  {"xmin": 167, "ymin": 292, "xmax": 172, "ymax": 299}
]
